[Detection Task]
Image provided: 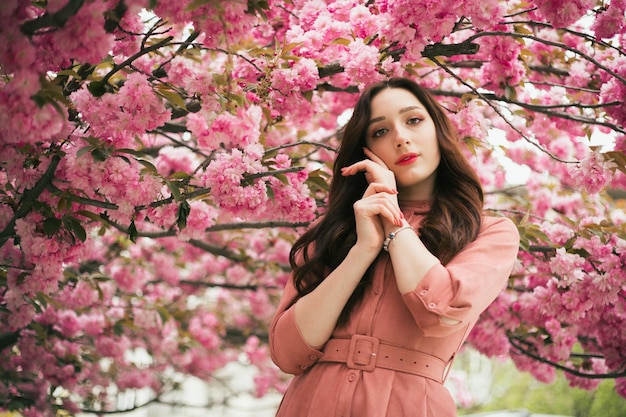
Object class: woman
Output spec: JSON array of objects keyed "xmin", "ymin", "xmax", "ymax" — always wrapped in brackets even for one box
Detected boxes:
[{"xmin": 269, "ymin": 77, "xmax": 519, "ymax": 416}]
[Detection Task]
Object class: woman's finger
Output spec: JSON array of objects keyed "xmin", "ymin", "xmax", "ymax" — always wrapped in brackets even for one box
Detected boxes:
[
  {"xmin": 356, "ymin": 191, "xmax": 403, "ymax": 226},
  {"xmin": 362, "ymin": 182, "xmax": 398, "ymax": 198},
  {"xmin": 355, "ymin": 200, "xmax": 402, "ymax": 227},
  {"xmin": 363, "ymin": 147, "xmax": 389, "ymax": 169},
  {"xmin": 340, "ymin": 159, "xmax": 376, "ymax": 176},
  {"xmin": 342, "ymin": 159, "xmax": 396, "ymax": 185}
]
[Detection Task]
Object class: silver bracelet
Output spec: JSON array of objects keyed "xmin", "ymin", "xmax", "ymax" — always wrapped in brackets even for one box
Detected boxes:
[{"xmin": 382, "ymin": 226, "xmax": 415, "ymax": 252}]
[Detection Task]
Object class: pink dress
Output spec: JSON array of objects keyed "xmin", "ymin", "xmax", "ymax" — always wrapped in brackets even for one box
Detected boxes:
[{"xmin": 270, "ymin": 200, "xmax": 519, "ymax": 417}]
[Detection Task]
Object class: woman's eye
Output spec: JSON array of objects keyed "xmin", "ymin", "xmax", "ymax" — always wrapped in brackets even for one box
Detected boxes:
[
  {"xmin": 372, "ymin": 128, "xmax": 387, "ymax": 138},
  {"xmin": 407, "ymin": 117, "xmax": 422, "ymax": 125}
]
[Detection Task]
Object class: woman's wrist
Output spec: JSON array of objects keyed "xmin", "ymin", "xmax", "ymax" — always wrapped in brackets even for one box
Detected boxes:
[
  {"xmin": 352, "ymin": 239, "xmax": 384, "ymax": 260},
  {"xmin": 382, "ymin": 218, "xmax": 411, "ymax": 235},
  {"xmin": 382, "ymin": 225, "xmax": 415, "ymax": 252}
]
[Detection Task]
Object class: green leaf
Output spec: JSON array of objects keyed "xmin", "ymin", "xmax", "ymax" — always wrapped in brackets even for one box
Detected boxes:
[
  {"xmin": 91, "ymin": 148, "xmax": 109, "ymax": 162},
  {"xmin": 266, "ymin": 184, "xmax": 275, "ymax": 201},
  {"xmin": 156, "ymin": 306, "xmax": 171, "ymax": 323},
  {"xmin": 177, "ymin": 200, "xmax": 191, "ymax": 230},
  {"xmin": 64, "ymin": 216, "xmax": 87, "ymax": 242},
  {"xmin": 75, "ymin": 210, "xmax": 104, "ymax": 223},
  {"xmin": 43, "ymin": 217, "xmax": 62, "ymax": 236},
  {"xmin": 168, "ymin": 171, "xmax": 192, "ymax": 180},
  {"xmin": 35, "ymin": 292, "xmax": 49, "ymax": 309},
  {"xmin": 185, "ymin": 0, "xmax": 211, "ymax": 11},
  {"xmin": 87, "ymin": 80, "xmax": 107, "ymax": 97},
  {"xmin": 606, "ymin": 151, "xmax": 626, "ymax": 175},
  {"xmin": 136, "ymin": 159, "xmax": 159, "ymax": 175},
  {"xmin": 306, "ymin": 175, "xmax": 330, "ymax": 191},
  {"xmin": 157, "ymin": 87, "xmax": 187, "ymax": 110},
  {"xmin": 331, "ymin": 38, "xmax": 351, "ymax": 46},
  {"xmin": 116, "ymin": 148, "xmax": 145, "ymax": 157},
  {"xmin": 128, "ymin": 220, "xmax": 138, "ymax": 243},
  {"xmin": 56, "ymin": 69, "xmax": 81, "ymax": 78},
  {"xmin": 166, "ymin": 180, "xmax": 182, "ymax": 201},
  {"xmin": 274, "ymin": 173, "xmax": 290, "ymax": 185}
]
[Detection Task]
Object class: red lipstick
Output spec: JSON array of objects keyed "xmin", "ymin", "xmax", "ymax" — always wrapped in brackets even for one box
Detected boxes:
[{"xmin": 395, "ymin": 153, "xmax": 419, "ymax": 165}]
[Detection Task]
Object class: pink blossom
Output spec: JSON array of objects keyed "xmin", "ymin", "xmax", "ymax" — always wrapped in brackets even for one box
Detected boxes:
[
  {"xmin": 511, "ymin": 351, "xmax": 557, "ymax": 383},
  {"xmin": 206, "ymin": 105, "xmax": 263, "ymax": 150},
  {"xmin": 451, "ymin": 100, "xmax": 489, "ymax": 141},
  {"xmin": 541, "ymin": 221, "xmax": 574, "ymax": 246},
  {"xmin": 349, "ymin": 4, "xmax": 380, "ymax": 38},
  {"xmin": 564, "ymin": 358, "xmax": 606, "ymax": 390},
  {"xmin": 592, "ymin": 0, "xmax": 626, "ymax": 39},
  {"xmin": 95, "ymin": 335, "xmax": 131, "ymax": 360},
  {"xmin": 271, "ymin": 58, "xmax": 320, "ymax": 94},
  {"xmin": 79, "ymin": 313, "xmax": 105, "ymax": 336},
  {"xmin": 533, "ymin": 0, "xmax": 595, "ymax": 28},
  {"xmin": 189, "ymin": 311, "xmax": 221, "ymax": 350},
  {"xmin": 244, "ymin": 335, "xmax": 268, "ymax": 365},
  {"xmin": 549, "ymin": 248, "xmax": 586, "ymax": 288},
  {"xmin": 71, "ymin": 73, "xmax": 171, "ymax": 149},
  {"xmin": 202, "ymin": 145, "xmax": 269, "ymax": 218},
  {"xmin": 342, "ymin": 39, "xmax": 384, "ymax": 86},
  {"xmin": 567, "ymin": 151, "xmax": 616, "ymax": 194},
  {"xmin": 116, "ymin": 368, "xmax": 160, "ymax": 391},
  {"xmin": 109, "ymin": 264, "xmax": 150, "ymax": 294},
  {"xmin": 178, "ymin": 200, "xmax": 218, "ymax": 241},
  {"xmin": 46, "ymin": 0, "xmax": 113, "ymax": 65},
  {"xmin": 476, "ymin": 30, "xmax": 526, "ymax": 95}
]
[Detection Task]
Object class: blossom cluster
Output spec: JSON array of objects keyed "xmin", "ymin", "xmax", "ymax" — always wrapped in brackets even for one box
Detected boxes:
[{"xmin": 0, "ymin": 1, "xmax": 625, "ymax": 415}]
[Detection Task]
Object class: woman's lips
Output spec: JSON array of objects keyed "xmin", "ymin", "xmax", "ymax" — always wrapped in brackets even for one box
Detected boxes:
[{"xmin": 396, "ymin": 153, "xmax": 419, "ymax": 165}]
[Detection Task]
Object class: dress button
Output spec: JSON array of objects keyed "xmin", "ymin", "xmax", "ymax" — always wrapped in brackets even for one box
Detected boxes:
[
  {"xmin": 300, "ymin": 364, "xmax": 307, "ymax": 369},
  {"xmin": 420, "ymin": 289, "xmax": 428, "ymax": 296},
  {"xmin": 348, "ymin": 373, "xmax": 356, "ymax": 382},
  {"xmin": 309, "ymin": 355, "xmax": 318, "ymax": 360},
  {"xmin": 428, "ymin": 302, "xmax": 436, "ymax": 309}
]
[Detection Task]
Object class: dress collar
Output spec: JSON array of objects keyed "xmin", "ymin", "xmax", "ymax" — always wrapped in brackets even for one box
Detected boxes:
[{"xmin": 399, "ymin": 199, "xmax": 432, "ymax": 215}]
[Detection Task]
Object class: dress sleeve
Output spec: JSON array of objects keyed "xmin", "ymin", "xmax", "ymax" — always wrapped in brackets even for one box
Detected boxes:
[
  {"xmin": 402, "ymin": 216, "xmax": 519, "ymax": 338},
  {"xmin": 269, "ymin": 277, "xmax": 324, "ymax": 375}
]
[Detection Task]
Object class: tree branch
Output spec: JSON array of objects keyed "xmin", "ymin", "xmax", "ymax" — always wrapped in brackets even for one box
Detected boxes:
[
  {"xmin": 509, "ymin": 336, "xmax": 626, "ymax": 379},
  {"xmin": 428, "ymin": 57, "xmax": 579, "ymax": 164},
  {"xmin": 421, "ymin": 41, "xmax": 480, "ymax": 57},
  {"xmin": 432, "ymin": 89, "xmax": 625, "ymax": 134},
  {"xmin": 464, "ymin": 31, "xmax": 626, "ymax": 86},
  {"xmin": 20, "ymin": 0, "xmax": 85, "ymax": 36},
  {"xmin": 0, "ymin": 155, "xmax": 61, "ymax": 247}
]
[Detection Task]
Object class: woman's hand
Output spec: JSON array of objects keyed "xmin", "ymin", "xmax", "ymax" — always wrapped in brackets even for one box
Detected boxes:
[
  {"xmin": 342, "ymin": 147, "xmax": 403, "ymax": 253},
  {"xmin": 352, "ymin": 183, "xmax": 403, "ymax": 253},
  {"xmin": 341, "ymin": 147, "xmax": 397, "ymax": 189}
]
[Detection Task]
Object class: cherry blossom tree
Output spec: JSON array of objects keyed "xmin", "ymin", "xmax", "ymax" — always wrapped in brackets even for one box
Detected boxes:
[{"xmin": 1, "ymin": 0, "xmax": 625, "ymax": 415}]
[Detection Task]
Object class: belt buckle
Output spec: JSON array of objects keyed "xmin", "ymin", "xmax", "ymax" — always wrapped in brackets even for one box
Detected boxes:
[{"xmin": 347, "ymin": 334, "xmax": 379, "ymax": 372}]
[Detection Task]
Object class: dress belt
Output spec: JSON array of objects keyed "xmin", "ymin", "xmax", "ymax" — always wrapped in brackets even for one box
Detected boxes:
[{"xmin": 318, "ymin": 335, "xmax": 447, "ymax": 383}]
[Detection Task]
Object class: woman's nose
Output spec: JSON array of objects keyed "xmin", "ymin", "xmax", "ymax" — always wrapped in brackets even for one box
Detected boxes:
[{"xmin": 395, "ymin": 135, "xmax": 410, "ymax": 147}]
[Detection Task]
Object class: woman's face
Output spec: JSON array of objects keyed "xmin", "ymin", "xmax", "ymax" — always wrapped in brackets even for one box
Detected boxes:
[{"xmin": 365, "ymin": 88, "xmax": 441, "ymax": 201}]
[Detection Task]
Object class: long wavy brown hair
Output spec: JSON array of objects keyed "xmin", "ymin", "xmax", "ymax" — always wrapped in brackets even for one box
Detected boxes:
[{"xmin": 289, "ymin": 77, "xmax": 484, "ymax": 326}]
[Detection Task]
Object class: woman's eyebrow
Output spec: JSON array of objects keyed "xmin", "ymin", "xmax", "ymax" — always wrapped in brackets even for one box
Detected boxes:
[
  {"xmin": 369, "ymin": 116, "xmax": 385, "ymax": 125},
  {"xmin": 400, "ymin": 105, "xmax": 422, "ymax": 113},
  {"xmin": 369, "ymin": 106, "xmax": 424, "ymax": 125}
]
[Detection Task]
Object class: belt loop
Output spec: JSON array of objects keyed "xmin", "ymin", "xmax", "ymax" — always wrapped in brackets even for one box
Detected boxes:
[
  {"xmin": 442, "ymin": 353, "xmax": 455, "ymax": 383},
  {"xmin": 346, "ymin": 335, "xmax": 379, "ymax": 372}
]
